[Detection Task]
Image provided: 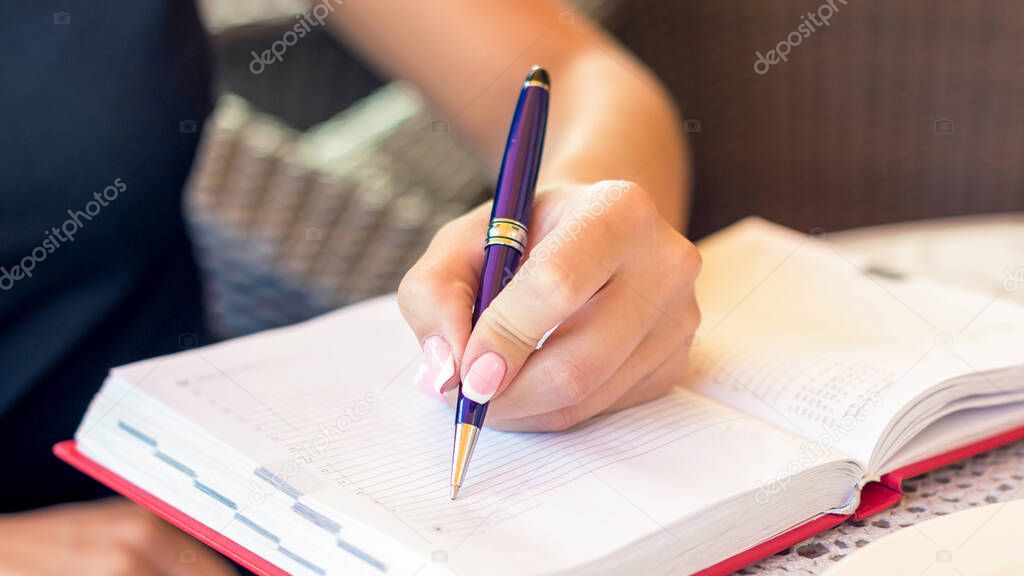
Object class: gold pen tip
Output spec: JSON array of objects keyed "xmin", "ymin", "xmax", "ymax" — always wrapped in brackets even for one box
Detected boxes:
[{"xmin": 450, "ymin": 423, "xmax": 479, "ymax": 501}]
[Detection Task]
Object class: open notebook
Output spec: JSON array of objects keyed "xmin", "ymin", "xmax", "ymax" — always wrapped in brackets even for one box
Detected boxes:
[{"xmin": 63, "ymin": 218, "xmax": 1024, "ymax": 575}]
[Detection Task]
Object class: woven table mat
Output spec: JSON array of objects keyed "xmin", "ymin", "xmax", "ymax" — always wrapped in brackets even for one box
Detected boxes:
[{"xmin": 735, "ymin": 439, "xmax": 1024, "ymax": 574}]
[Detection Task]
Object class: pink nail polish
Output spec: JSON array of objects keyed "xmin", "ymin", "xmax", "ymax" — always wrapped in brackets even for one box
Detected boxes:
[
  {"xmin": 414, "ymin": 336, "xmax": 456, "ymax": 398},
  {"xmin": 462, "ymin": 352, "xmax": 506, "ymax": 404}
]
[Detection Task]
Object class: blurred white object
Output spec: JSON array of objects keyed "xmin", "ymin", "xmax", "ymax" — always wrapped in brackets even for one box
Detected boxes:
[
  {"xmin": 822, "ymin": 500, "xmax": 1024, "ymax": 576},
  {"xmin": 831, "ymin": 214, "xmax": 1024, "ymax": 306},
  {"xmin": 197, "ymin": 0, "xmax": 309, "ymax": 31}
]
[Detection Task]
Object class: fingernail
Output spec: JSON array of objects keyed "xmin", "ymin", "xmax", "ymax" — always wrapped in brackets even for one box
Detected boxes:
[
  {"xmin": 462, "ymin": 352, "xmax": 506, "ymax": 404},
  {"xmin": 414, "ymin": 336, "xmax": 456, "ymax": 397}
]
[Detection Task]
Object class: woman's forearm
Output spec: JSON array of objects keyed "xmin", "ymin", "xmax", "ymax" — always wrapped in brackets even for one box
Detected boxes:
[
  {"xmin": 353, "ymin": 1, "xmax": 704, "ymax": 433},
  {"xmin": 328, "ymin": 0, "xmax": 689, "ymax": 229},
  {"xmin": 535, "ymin": 47, "xmax": 688, "ymax": 229}
]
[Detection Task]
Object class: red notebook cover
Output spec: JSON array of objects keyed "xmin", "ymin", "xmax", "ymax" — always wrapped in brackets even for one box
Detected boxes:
[
  {"xmin": 53, "ymin": 441, "xmax": 288, "ymax": 576},
  {"xmin": 55, "ymin": 425, "xmax": 1024, "ymax": 576}
]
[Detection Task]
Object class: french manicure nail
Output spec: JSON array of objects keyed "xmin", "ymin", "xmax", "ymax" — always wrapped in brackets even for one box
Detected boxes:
[
  {"xmin": 414, "ymin": 336, "xmax": 456, "ymax": 397},
  {"xmin": 462, "ymin": 352, "xmax": 506, "ymax": 404}
]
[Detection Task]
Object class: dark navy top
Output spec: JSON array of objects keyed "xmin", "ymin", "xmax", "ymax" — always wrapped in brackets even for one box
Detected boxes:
[{"xmin": 0, "ymin": 1, "xmax": 212, "ymax": 510}]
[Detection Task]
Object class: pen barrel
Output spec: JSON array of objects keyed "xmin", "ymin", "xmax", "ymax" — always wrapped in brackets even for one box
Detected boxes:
[
  {"xmin": 474, "ymin": 79, "xmax": 549, "ymax": 321},
  {"xmin": 457, "ymin": 76, "xmax": 549, "ymax": 428},
  {"xmin": 456, "ymin": 243, "xmax": 523, "ymax": 426},
  {"xmin": 488, "ymin": 82, "xmax": 549, "ymax": 229}
]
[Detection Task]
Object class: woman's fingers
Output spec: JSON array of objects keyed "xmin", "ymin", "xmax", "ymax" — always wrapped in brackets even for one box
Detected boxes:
[
  {"xmin": 487, "ymin": 313, "xmax": 694, "ymax": 432},
  {"xmin": 485, "ymin": 275, "xmax": 661, "ymax": 420},
  {"xmin": 101, "ymin": 501, "xmax": 237, "ymax": 576},
  {"xmin": 488, "ymin": 275, "xmax": 700, "ymax": 431},
  {"xmin": 609, "ymin": 342, "xmax": 693, "ymax": 411},
  {"xmin": 398, "ymin": 204, "xmax": 490, "ymax": 395},
  {"xmin": 0, "ymin": 499, "xmax": 235, "ymax": 576},
  {"xmin": 402, "ymin": 179, "xmax": 704, "ymax": 432},
  {"xmin": 459, "ymin": 182, "xmax": 651, "ymax": 405},
  {"xmin": 156, "ymin": 526, "xmax": 239, "ymax": 576}
]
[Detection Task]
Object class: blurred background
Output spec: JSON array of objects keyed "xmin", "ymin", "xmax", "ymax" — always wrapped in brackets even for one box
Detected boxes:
[
  {"xmin": 190, "ymin": 0, "xmax": 1024, "ymax": 339},
  {"xmin": 190, "ymin": 0, "xmax": 493, "ymax": 338}
]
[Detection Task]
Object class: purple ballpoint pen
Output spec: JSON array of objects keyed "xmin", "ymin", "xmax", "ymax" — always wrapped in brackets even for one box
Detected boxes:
[{"xmin": 450, "ymin": 66, "xmax": 550, "ymax": 500}]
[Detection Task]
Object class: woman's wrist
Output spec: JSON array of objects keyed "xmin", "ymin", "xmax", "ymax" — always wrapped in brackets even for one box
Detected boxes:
[{"xmin": 537, "ymin": 164, "xmax": 686, "ymax": 231}]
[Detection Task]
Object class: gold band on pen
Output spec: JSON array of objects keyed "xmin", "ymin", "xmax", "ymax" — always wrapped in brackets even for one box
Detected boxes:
[
  {"xmin": 486, "ymin": 218, "xmax": 528, "ymax": 252},
  {"xmin": 523, "ymin": 79, "xmax": 550, "ymax": 90}
]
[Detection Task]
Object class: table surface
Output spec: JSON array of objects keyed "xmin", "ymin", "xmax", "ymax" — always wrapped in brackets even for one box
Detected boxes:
[{"xmin": 735, "ymin": 214, "xmax": 1024, "ymax": 575}]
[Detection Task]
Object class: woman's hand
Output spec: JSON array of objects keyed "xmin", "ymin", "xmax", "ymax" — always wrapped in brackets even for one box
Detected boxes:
[
  {"xmin": 399, "ymin": 180, "xmax": 701, "ymax": 431},
  {"xmin": 334, "ymin": 0, "xmax": 694, "ymax": 431},
  {"xmin": 0, "ymin": 498, "xmax": 237, "ymax": 576}
]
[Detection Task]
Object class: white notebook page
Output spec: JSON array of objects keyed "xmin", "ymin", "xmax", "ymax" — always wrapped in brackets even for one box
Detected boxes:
[
  {"xmin": 88, "ymin": 296, "xmax": 856, "ymax": 575},
  {"xmin": 688, "ymin": 218, "xmax": 1024, "ymax": 466}
]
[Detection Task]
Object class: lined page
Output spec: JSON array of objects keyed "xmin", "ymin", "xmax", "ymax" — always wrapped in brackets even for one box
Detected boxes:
[
  {"xmin": 687, "ymin": 218, "xmax": 1024, "ymax": 465},
  {"xmin": 95, "ymin": 296, "xmax": 857, "ymax": 576}
]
